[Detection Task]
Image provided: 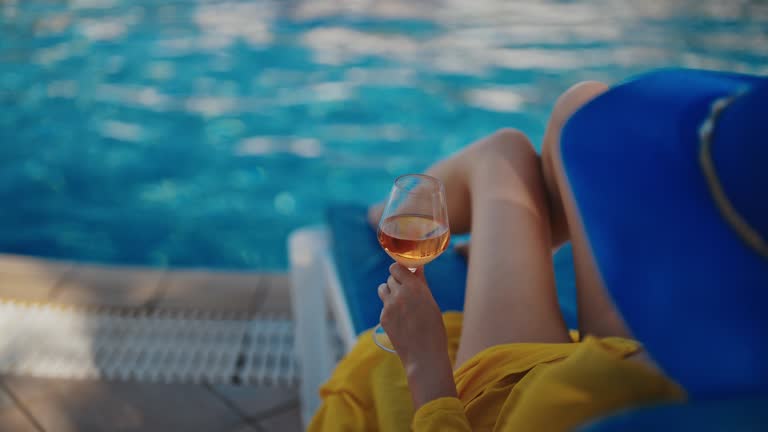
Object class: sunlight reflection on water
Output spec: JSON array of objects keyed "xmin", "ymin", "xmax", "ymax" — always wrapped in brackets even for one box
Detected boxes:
[{"xmin": 0, "ymin": 0, "xmax": 766, "ymax": 268}]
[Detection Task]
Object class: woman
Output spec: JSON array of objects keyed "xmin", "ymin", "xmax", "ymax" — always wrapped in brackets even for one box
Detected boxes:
[{"xmin": 309, "ymin": 69, "xmax": 768, "ymax": 431}]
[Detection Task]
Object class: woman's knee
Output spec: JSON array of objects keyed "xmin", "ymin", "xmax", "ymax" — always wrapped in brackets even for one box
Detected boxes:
[
  {"xmin": 542, "ymin": 81, "xmax": 608, "ymax": 162},
  {"xmin": 466, "ymin": 128, "xmax": 549, "ymax": 205},
  {"xmin": 555, "ymin": 81, "xmax": 609, "ymax": 124},
  {"xmin": 472, "ymin": 128, "xmax": 538, "ymax": 167}
]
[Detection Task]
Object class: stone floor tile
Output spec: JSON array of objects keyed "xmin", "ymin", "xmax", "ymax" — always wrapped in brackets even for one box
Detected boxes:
[
  {"xmin": 3, "ymin": 376, "xmax": 246, "ymax": 432},
  {"xmin": 0, "ymin": 254, "xmax": 72, "ymax": 275},
  {"xmin": 0, "ymin": 272, "xmax": 61, "ymax": 303},
  {"xmin": 210, "ymin": 384, "xmax": 298, "ymax": 419},
  {"xmin": 258, "ymin": 404, "xmax": 302, "ymax": 432},
  {"xmin": 0, "ymin": 384, "xmax": 39, "ymax": 432},
  {"xmin": 0, "ymin": 254, "xmax": 73, "ymax": 302},
  {"xmin": 49, "ymin": 265, "xmax": 164, "ymax": 308},
  {"xmin": 156, "ymin": 271, "xmax": 264, "ymax": 314}
]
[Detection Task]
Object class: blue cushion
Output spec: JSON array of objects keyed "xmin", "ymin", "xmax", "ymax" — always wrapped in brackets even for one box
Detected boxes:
[
  {"xmin": 561, "ymin": 69, "xmax": 768, "ymax": 396},
  {"xmin": 578, "ymin": 398, "xmax": 768, "ymax": 432},
  {"xmin": 327, "ymin": 203, "xmax": 577, "ymax": 334}
]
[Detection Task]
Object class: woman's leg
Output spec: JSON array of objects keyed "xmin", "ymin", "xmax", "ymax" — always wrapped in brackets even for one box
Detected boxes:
[
  {"xmin": 447, "ymin": 82, "xmax": 634, "ymax": 368},
  {"xmin": 369, "ymin": 135, "xmax": 558, "ymax": 242},
  {"xmin": 370, "ymin": 128, "xmax": 572, "ymax": 366},
  {"xmin": 369, "ymin": 82, "xmax": 633, "ymax": 369},
  {"xmin": 540, "ymin": 81, "xmax": 633, "ymax": 339},
  {"xmin": 453, "ymin": 129, "xmax": 572, "ymax": 367}
]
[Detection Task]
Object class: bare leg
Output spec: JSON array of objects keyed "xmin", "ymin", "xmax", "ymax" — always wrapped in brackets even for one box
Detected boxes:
[
  {"xmin": 370, "ymin": 82, "xmax": 634, "ymax": 369},
  {"xmin": 453, "ymin": 129, "xmax": 571, "ymax": 367},
  {"xmin": 435, "ymin": 83, "xmax": 634, "ymax": 367},
  {"xmin": 370, "ymin": 133, "xmax": 560, "ymax": 243},
  {"xmin": 540, "ymin": 81, "xmax": 633, "ymax": 339}
]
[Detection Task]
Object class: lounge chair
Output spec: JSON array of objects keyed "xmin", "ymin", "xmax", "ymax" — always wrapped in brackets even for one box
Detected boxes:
[
  {"xmin": 288, "ymin": 204, "xmax": 767, "ymax": 430},
  {"xmin": 288, "ymin": 203, "xmax": 577, "ymax": 424}
]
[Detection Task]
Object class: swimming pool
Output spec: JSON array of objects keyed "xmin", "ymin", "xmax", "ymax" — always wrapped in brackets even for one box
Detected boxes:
[{"xmin": 1, "ymin": 0, "xmax": 766, "ymax": 269}]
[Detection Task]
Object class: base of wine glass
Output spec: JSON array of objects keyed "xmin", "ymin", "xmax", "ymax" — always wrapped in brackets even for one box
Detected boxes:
[{"xmin": 372, "ymin": 323, "xmax": 396, "ymax": 353}]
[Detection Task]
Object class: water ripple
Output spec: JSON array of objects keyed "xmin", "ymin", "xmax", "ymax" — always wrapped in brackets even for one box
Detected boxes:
[{"xmin": 0, "ymin": 0, "xmax": 766, "ymax": 269}]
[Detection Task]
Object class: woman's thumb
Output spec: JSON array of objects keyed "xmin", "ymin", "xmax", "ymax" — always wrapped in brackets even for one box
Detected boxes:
[{"xmin": 413, "ymin": 266, "xmax": 427, "ymax": 281}]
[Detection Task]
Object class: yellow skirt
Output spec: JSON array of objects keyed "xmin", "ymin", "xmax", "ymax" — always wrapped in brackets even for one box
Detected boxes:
[{"xmin": 309, "ymin": 312, "xmax": 684, "ymax": 432}]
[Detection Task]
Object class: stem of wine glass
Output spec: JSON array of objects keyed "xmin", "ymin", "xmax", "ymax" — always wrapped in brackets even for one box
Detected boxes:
[{"xmin": 372, "ymin": 323, "xmax": 396, "ymax": 353}]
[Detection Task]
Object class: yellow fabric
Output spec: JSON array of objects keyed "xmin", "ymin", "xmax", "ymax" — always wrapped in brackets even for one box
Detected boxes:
[
  {"xmin": 413, "ymin": 397, "xmax": 472, "ymax": 431},
  {"xmin": 309, "ymin": 312, "xmax": 685, "ymax": 432}
]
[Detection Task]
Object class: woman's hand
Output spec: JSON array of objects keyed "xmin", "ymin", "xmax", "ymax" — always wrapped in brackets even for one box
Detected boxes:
[
  {"xmin": 378, "ymin": 263, "xmax": 446, "ymax": 366},
  {"xmin": 378, "ymin": 263, "xmax": 457, "ymax": 409}
]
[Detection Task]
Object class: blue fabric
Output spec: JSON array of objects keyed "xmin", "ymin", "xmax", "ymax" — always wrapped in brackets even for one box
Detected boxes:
[
  {"xmin": 327, "ymin": 204, "xmax": 578, "ymax": 335},
  {"xmin": 561, "ymin": 69, "xmax": 768, "ymax": 398},
  {"xmin": 578, "ymin": 398, "xmax": 768, "ymax": 432},
  {"xmin": 711, "ymin": 80, "xmax": 768, "ymax": 238}
]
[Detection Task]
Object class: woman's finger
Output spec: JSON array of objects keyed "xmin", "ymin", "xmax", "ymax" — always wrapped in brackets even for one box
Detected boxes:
[
  {"xmin": 389, "ymin": 263, "xmax": 414, "ymax": 283},
  {"xmin": 386, "ymin": 275, "xmax": 401, "ymax": 294},
  {"xmin": 412, "ymin": 266, "xmax": 426, "ymax": 281},
  {"xmin": 377, "ymin": 283, "xmax": 390, "ymax": 302},
  {"xmin": 388, "ymin": 263, "xmax": 402, "ymax": 283}
]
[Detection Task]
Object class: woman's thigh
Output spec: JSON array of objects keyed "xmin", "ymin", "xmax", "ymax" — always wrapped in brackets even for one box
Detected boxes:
[
  {"xmin": 541, "ymin": 81, "xmax": 633, "ymax": 339},
  {"xmin": 454, "ymin": 129, "xmax": 571, "ymax": 368}
]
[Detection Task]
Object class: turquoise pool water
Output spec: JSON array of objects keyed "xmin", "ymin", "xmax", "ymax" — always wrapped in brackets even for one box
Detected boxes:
[{"xmin": 1, "ymin": 0, "xmax": 766, "ymax": 269}]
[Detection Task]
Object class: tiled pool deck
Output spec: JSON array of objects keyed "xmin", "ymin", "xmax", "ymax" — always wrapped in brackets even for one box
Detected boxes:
[{"xmin": 0, "ymin": 253, "xmax": 301, "ymax": 432}]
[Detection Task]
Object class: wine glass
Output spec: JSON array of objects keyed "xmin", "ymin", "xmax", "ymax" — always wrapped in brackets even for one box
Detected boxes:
[{"xmin": 373, "ymin": 174, "xmax": 450, "ymax": 353}]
